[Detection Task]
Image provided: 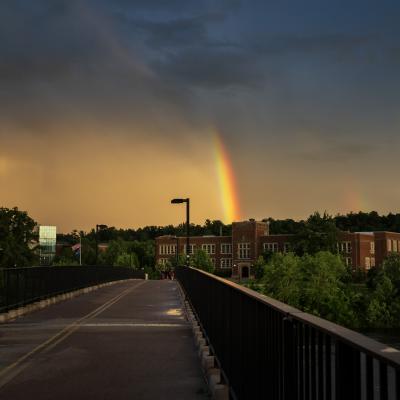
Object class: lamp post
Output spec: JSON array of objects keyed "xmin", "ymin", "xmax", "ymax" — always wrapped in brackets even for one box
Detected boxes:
[
  {"xmin": 78, "ymin": 232, "xmax": 82, "ymax": 266},
  {"xmin": 171, "ymin": 198, "xmax": 190, "ymax": 265},
  {"xmin": 176, "ymin": 236, "xmax": 179, "ymax": 265},
  {"xmin": 95, "ymin": 224, "xmax": 108, "ymax": 265}
]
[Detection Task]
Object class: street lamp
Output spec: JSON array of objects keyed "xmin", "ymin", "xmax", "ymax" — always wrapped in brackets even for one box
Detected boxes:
[
  {"xmin": 95, "ymin": 224, "xmax": 108, "ymax": 265},
  {"xmin": 171, "ymin": 198, "xmax": 190, "ymax": 265},
  {"xmin": 175, "ymin": 236, "xmax": 179, "ymax": 265}
]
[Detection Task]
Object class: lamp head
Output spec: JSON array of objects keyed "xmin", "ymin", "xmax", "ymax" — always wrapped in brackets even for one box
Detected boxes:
[{"xmin": 171, "ymin": 198, "xmax": 185, "ymax": 204}]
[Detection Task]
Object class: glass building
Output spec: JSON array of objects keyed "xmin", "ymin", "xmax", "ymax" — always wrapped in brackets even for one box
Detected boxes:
[{"xmin": 39, "ymin": 226, "xmax": 57, "ymax": 265}]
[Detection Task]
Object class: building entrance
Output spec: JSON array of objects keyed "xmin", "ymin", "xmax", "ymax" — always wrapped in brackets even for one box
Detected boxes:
[{"xmin": 240, "ymin": 264, "xmax": 250, "ymax": 279}]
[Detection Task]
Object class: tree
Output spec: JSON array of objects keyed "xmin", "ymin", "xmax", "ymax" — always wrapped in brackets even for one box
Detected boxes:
[
  {"xmin": 253, "ymin": 256, "xmax": 266, "ymax": 280},
  {"xmin": 293, "ymin": 212, "xmax": 339, "ymax": 255},
  {"xmin": 365, "ymin": 253, "xmax": 400, "ymax": 328},
  {"xmin": 127, "ymin": 240, "xmax": 155, "ymax": 268},
  {"xmin": 381, "ymin": 253, "xmax": 400, "ymax": 290},
  {"xmin": 0, "ymin": 207, "xmax": 37, "ymax": 268},
  {"xmin": 115, "ymin": 252, "xmax": 139, "ymax": 268},
  {"xmin": 53, "ymin": 247, "xmax": 79, "ymax": 266},
  {"xmin": 260, "ymin": 252, "xmax": 357, "ymax": 327},
  {"xmin": 170, "ymin": 254, "xmax": 187, "ymax": 269},
  {"xmin": 189, "ymin": 249, "xmax": 215, "ymax": 273},
  {"xmin": 263, "ymin": 218, "xmax": 302, "ymax": 234},
  {"xmin": 155, "ymin": 260, "xmax": 171, "ymax": 275},
  {"xmin": 81, "ymin": 238, "xmax": 96, "ymax": 265}
]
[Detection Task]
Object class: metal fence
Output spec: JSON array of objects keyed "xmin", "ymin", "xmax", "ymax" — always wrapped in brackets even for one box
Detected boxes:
[
  {"xmin": 0, "ymin": 266, "xmax": 145, "ymax": 313},
  {"xmin": 176, "ymin": 266, "xmax": 400, "ymax": 400}
]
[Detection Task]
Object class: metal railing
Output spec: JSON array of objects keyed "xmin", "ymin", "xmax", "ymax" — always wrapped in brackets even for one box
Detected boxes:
[
  {"xmin": 176, "ymin": 266, "xmax": 400, "ymax": 400},
  {"xmin": 0, "ymin": 266, "xmax": 145, "ymax": 313}
]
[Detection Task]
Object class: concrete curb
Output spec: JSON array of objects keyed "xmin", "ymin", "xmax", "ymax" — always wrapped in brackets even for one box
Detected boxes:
[
  {"xmin": 177, "ymin": 284, "xmax": 229, "ymax": 400},
  {"xmin": 0, "ymin": 278, "xmax": 141, "ymax": 324}
]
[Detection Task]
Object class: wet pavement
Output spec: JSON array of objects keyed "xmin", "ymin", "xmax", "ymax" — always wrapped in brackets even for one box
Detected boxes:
[{"xmin": 0, "ymin": 280, "xmax": 208, "ymax": 400}]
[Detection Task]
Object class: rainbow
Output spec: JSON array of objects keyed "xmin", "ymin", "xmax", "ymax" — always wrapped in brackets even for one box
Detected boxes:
[
  {"xmin": 213, "ymin": 132, "xmax": 241, "ymax": 223},
  {"xmin": 342, "ymin": 179, "xmax": 370, "ymax": 213}
]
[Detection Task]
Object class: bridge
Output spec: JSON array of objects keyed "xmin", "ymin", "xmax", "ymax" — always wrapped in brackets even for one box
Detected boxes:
[{"xmin": 1, "ymin": 266, "xmax": 400, "ymax": 399}]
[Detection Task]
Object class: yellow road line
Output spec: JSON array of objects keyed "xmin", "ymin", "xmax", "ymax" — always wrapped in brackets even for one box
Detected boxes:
[{"xmin": 0, "ymin": 280, "xmax": 146, "ymax": 388}]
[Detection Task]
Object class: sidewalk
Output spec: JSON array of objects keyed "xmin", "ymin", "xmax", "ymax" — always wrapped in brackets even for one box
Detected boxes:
[{"xmin": 0, "ymin": 280, "xmax": 209, "ymax": 400}]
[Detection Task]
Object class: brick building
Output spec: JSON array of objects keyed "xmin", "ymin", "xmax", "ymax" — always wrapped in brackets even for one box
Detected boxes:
[{"xmin": 155, "ymin": 220, "xmax": 400, "ymax": 278}]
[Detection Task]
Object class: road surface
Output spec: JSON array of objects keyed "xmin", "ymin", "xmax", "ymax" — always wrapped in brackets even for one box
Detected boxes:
[{"xmin": 0, "ymin": 279, "xmax": 208, "ymax": 399}]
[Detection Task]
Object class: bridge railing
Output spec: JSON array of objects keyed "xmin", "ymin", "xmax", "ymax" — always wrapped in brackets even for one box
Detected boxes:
[
  {"xmin": 176, "ymin": 266, "xmax": 400, "ymax": 400},
  {"xmin": 0, "ymin": 266, "xmax": 145, "ymax": 313}
]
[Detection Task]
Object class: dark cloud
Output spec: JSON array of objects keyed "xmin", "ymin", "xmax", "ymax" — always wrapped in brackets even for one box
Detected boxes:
[
  {"xmin": 293, "ymin": 139, "xmax": 377, "ymax": 164},
  {"xmin": 155, "ymin": 47, "xmax": 263, "ymax": 89},
  {"xmin": 123, "ymin": 13, "xmax": 226, "ymax": 49},
  {"xmin": 0, "ymin": 0, "xmax": 399, "ymax": 139}
]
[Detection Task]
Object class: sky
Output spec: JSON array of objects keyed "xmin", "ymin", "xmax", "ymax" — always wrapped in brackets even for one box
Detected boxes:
[{"xmin": 1, "ymin": 0, "xmax": 400, "ymax": 232}]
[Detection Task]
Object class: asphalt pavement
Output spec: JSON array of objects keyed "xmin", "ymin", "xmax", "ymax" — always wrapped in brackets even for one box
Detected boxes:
[{"xmin": 0, "ymin": 279, "xmax": 209, "ymax": 400}]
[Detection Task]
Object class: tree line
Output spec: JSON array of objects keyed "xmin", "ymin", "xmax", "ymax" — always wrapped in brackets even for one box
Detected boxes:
[{"xmin": 250, "ymin": 251, "xmax": 400, "ymax": 330}]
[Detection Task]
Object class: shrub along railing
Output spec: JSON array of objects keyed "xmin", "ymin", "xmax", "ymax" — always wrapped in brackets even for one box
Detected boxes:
[
  {"xmin": 0, "ymin": 266, "xmax": 145, "ymax": 313},
  {"xmin": 176, "ymin": 266, "xmax": 400, "ymax": 400}
]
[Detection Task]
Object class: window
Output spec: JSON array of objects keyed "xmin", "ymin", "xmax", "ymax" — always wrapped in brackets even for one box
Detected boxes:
[
  {"xmin": 159, "ymin": 258, "xmax": 168, "ymax": 265},
  {"xmin": 220, "ymin": 258, "xmax": 232, "ymax": 268},
  {"xmin": 263, "ymin": 242, "xmax": 279, "ymax": 252},
  {"xmin": 238, "ymin": 243, "xmax": 251, "ymax": 259},
  {"xmin": 339, "ymin": 242, "xmax": 351, "ymax": 253},
  {"xmin": 159, "ymin": 245, "xmax": 176, "ymax": 255},
  {"xmin": 220, "ymin": 243, "xmax": 232, "ymax": 254},
  {"xmin": 211, "ymin": 258, "xmax": 216, "ymax": 266},
  {"xmin": 365, "ymin": 257, "xmax": 371, "ymax": 269},
  {"xmin": 387, "ymin": 239, "xmax": 392, "ymax": 252},
  {"xmin": 370, "ymin": 242, "xmax": 375, "ymax": 254},
  {"xmin": 183, "ymin": 244, "xmax": 196, "ymax": 254},
  {"xmin": 371, "ymin": 257, "xmax": 376, "ymax": 267},
  {"xmin": 345, "ymin": 257, "xmax": 352, "ymax": 267},
  {"xmin": 284, "ymin": 243, "xmax": 291, "ymax": 253},
  {"xmin": 393, "ymin": 240, "xmax": 398, "ymax": 252},
  {"xmin": 202, "ymin": 244, "xmax": 216, "ymax": 254}
]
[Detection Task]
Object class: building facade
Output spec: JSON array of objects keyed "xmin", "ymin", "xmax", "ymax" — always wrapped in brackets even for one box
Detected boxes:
[
  {"xmin": 39, "ymin": 225, "xmax": 57, "ymax": 266},
  {"xmin": 155, "ymin": 221, "xmax": 400, "ymax": 278}
]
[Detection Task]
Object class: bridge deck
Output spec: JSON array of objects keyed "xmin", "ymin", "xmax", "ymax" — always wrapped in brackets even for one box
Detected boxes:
[{"xmin": 0, "ymin": 280, "xmax": 208, "ymax": 400}]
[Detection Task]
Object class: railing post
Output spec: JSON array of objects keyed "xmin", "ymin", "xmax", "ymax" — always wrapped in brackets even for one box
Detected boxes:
[
  {"xmin": 335, "ymin": 341, "xmax": 361, "ymax": 400},
  {"xmin": 282, "ymin": 316, "xmax": 297, "ymax": 400}
]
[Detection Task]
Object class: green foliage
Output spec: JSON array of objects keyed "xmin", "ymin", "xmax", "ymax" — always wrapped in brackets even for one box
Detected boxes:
[
  {"xmin": 259, "ymin": 252, "xmax": 356, "ymax": 327},
  {"xmin": 265, "ymin": 211, "xmax": 400, "ymax": 236},
  {"xmin": 253, "ymin": 250, "xmax": 400, "ymax": 330},
  {"xmin": 334, "ymin": 211, "xmax": 400, "ymax": 233},
  {"xmin": 169, "ymin": 254, "xmax": 187, "ymax": 268},
  {"xmin": 144, "ymin": 265, "xmax": 161, "ymax": 279},
  {"xmin": 253, "ymin": 256, "xmax": 266, "ymax": 280},
  {"xmin": 189, "ymin": 249, "xmax": 215, "ymax": 273},
  {"xmin": 155, "ymin": 260, "xmax": 171, "ymax": 273},
  {"xmin": 115, "ymin": 252, "xmax": 139, "ymax": 268},
  {"xmin": 381, "ymin": 253, "xmax": 400, "ymax": 289},
  {"xmin": 0, "ymin": 207, "xmax": 37, "ymax": 268},
  {"xmin": 293, "ymin": 212, "xmax": 340, "ymax": 255},
  {"xmin": 263, "ymin": 218, "xmax": 302, "ymax": 234},
  {"xmin": 53, "ymin": 247, "xmax": 79, "ymax": 266},
  {"xmin": 81, "ymin": 238, "xmax": 96, "ymax": 265},
  {"xmin": 77, "ymin": 220, "xmax": 231, "ymax": 242},
  {"xmin": 99, "ymin": 239, "xmax": 146, "ymax": 268},
  {"xmin": 364, "ymin": 254, "xmax": 400, "ymax": 328}
]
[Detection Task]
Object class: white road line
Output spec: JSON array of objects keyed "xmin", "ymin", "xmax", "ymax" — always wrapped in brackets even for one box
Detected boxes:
[{"xmin": 81, "ymin": 323, "xmax": 186, "ymax": 327}]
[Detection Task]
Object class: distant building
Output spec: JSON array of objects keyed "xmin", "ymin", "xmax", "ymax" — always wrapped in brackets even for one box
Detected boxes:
[
  {"xmin": 155, "ymin": 220, "xmax": 400, "ymax": 278},
  {"xmin": 39, "ymin": 226, "xmax": 57, "ymax": 265}
]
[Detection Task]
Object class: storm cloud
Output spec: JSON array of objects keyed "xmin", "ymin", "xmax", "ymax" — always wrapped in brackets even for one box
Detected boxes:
[{"xmin": 1, "ymin": 0, "xmax": 400, "ymax": 230}]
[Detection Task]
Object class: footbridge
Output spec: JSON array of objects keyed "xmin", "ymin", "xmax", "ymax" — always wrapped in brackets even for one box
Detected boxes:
[{"xmin": 0, "ymin": 266, "xmax": 399, "ymax": 400}]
